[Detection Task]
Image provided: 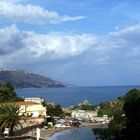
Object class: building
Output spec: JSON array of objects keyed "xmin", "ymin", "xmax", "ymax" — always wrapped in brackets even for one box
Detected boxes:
[
  {"xmin": 71, "ymin": 110, "xmax": 97, "ymax": 120},
  {"xmin": 24, "ymin": 97, "xmax": 44, "ymax": 104},
  {"xmin": 71, "ymin": 110, "xmax": 111, "ymax": 123},
  {"xmin": 16, "ymin": 98, "xmax": 46, "ymax": 125}
]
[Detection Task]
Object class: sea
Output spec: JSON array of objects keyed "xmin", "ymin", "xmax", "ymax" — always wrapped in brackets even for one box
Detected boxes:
[
  {"xmin": 48, "ymin": 127, "xmax": 96, "ymax": 140},
  {"xmin": 16, "ymin": 85, "xmax": 140, "ymax": 140},
  {"xmin": 16, "ymin": 85, "xmax": 140, "ymax": 107}
]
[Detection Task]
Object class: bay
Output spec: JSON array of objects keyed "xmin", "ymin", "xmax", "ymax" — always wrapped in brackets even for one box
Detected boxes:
[
  {"xmin": 16, "ymin": 85, "xmax": 140, "ymax": 140},
  {"xmin": 48, "ymin": 127, "xmax": 96, "ymax": 140},
  {"xmin": 16, "ymin": 85, "xmax": 140, "ymax": 107}
]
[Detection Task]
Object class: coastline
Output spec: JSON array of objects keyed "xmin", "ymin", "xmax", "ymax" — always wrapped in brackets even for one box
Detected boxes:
[{"xmin": 40, "ymin": 122, "xmax": 107, "ymax": 139}]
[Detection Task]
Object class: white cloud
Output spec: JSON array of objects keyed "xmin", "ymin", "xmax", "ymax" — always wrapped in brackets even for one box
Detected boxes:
[
  {"xmin": 110, "ymin": 24, "xmax": 140, "ymax": 36},
  {"xmin": 26, "ymin": 32, "xmax": 97, "ymax": 59},
  {"xmin": 109, "ymin": 24, "xmax": 140, "ymax": 53},
  {"xmin": 0, "ymin": 24, "xmax": 26, "ymax": 55},
  {"xmin": 0, "ymin": 24, "xmax": 140, "ymax": 67},
  {"xmin": 0, "ymin": 1, "xmax": 85, "ymax": 24},
  {"xmin": 0, "ymin": 25, "xmax": 97, "ymax": 65},
  {"xmin": 89, "ymin": 24, "xmax": 140, "ymax": 65}
]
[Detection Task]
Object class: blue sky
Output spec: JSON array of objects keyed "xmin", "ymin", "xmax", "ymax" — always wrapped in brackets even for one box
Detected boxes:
[{"xmin": 0, "ymin": 0, "xmax": 140, "ymax": 86}]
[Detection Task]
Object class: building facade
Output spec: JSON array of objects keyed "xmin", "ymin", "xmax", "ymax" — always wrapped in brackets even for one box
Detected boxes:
[
  {"xmin": 16, "ymin": 98, "xmax": 46, "ymax": 125},
  {"xmin": 71, "ymin": 110, "xmax": 97, "ymax": 120}
]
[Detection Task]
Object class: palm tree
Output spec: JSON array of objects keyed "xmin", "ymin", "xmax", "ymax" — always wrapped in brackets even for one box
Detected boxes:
[{"xmin": 0, "ymin": 103, "xmax": 24, "ymax": 135}]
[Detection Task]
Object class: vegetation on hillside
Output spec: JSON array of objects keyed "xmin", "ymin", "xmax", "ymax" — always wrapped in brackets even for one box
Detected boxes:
[
  {"xmin": 72, "ymin": 104, "xmax": 95, "ymax": 111},
  {"xmin": 0, "ymin": 82, "xmax": 23, "ymax": 135},
  {"xmin": 93, "ymin": 89, "xmax": 140, "ymax": 140},
  {"xmin": 45, "ymin": 103, "xmax": 64, "ymax": 118},
  {"xmin": 96, "ymin": 96, "xmax": 124, "ymax": 117},
  {"xmin": 0, "ymin": 82, "xmax": 23, "ymax": 103},
  {"xmin": 71, "ymin": 100, "xmax": 95, "ymax": 111}
]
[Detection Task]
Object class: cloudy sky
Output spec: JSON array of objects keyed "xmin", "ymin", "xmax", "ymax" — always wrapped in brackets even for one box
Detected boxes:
[{"xmin": 0, "ymin": 0, "xmax": 140, "ymax": 86}]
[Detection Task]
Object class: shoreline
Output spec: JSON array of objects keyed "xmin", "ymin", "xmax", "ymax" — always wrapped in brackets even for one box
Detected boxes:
[{"xmin": 40, "ymin": 122, "xmax": 107, "ymax": 139}]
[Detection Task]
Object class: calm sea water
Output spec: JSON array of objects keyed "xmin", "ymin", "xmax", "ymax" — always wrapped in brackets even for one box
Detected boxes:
[
  {"xmin": 16, "ymin": 86, "xmax": 140, "ymax": 140},
  {"xmin": 48, "ymin": 127, "xmax": 96, "ymax": 140},
  {"xmin": 16, "ymin": 85, "xmax": 140, "ymax": 107}
]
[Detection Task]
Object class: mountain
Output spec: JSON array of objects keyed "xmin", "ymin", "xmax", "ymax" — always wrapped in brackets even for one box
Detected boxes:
[{"xmin": 0, "ymin": 69, "xmax": 66, "ymax": 88}]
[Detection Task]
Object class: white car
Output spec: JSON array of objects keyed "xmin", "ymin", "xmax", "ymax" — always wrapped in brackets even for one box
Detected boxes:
[{"xmin": 55, "ymin": 123, "xmax": 62, "ymax": 128}]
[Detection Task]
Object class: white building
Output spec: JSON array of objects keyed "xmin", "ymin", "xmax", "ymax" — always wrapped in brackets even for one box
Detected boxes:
[
  {"xmin": 24, "ymin": 97, "xmax": 45, "ymax": 104},
  {"xmin": 71, "ymin": 110, "xmax": 97, "ymax": 120},
  {"xmin": 71, "ymin": 110, "xmax": 110, "ymax": 123},
  {"xmin": 16, "ymin": 97, "xmax": 46, "ymax": 125}
]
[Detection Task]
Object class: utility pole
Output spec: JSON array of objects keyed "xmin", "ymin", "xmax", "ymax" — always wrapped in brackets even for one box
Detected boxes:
[{"xmin": 36, "ymin": 127, "xmax": 40, "ymax": 140}]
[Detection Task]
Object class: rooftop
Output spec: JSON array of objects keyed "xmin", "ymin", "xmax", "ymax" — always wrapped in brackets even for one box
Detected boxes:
[{"xmin": 16, "ymin": 101, "xmax": 39, "ymax": 106}]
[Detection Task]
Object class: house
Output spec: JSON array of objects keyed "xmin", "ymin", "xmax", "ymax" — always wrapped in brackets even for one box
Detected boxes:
[
  {"xmin": 16, "ymin": 98, "xmax": 46, "ymax": 125},
  {"xmin": 71, "ymin": 110, "xmax": 111, "ymax": 123},
  {"xmin": 24, "ymin": 97, "xmax": 44, "ymax": 104},
  {"xmin": 71, "ymin": 110, "xmax": 97, "ymax": 120}
]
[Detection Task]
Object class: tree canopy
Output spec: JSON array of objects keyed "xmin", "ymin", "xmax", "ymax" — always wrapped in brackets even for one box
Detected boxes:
[
  {"xmin": 0, "ymin": 104, "xmax": 24, "ymax": 135},
  {"xmin": 46, "ymin": 103, "xmax": 64, "ymax": 117},
  {"xmin": 0, "ymin": 82, "xmax": 22, "ymax": 103},
  {"xmin": 93, "ymin": 89, "xmax": 140, "ymax": 140},
  {"xmin": 123, "ymin": 89, "xmax": 140, "ymax": 140}
]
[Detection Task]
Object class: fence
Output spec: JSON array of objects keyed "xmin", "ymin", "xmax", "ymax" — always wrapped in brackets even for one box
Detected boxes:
[{"xmin": 0, "ymin": 136, "xmax": 46, "ymax": 140}]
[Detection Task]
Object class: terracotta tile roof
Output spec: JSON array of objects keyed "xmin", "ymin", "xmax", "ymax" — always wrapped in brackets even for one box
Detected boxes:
[{"xmin": 16, "ymin": 101, "xmax": 39, "ymax": 106}]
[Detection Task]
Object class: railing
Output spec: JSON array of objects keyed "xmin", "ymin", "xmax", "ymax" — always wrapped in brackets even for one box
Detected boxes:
[
  {"xmin": 0, "ymin": 123, "xmax": 46, "ymax": 140},
  {"xmin": 0, "ymin": 136, "xmax": 46, "ymax": 140},
  {"xmin": 13, "ymin": 123, "xmax": 44, "ymax": 136}
]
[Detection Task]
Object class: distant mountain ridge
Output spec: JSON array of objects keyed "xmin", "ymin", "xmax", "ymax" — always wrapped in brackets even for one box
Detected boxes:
[{"xmin": 0, "ymin": 69, "xmax": 65, "ymax": 88}]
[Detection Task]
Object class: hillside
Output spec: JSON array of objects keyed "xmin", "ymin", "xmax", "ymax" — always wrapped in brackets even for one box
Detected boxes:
[{"xmin": 0, "ymin": 69, "xmax": 65, "ymax": 88}]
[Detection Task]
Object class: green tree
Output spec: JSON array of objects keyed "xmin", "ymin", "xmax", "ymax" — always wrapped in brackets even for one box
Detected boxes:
[
  {"xmin": 0, "ymin": 104, "xmax": 24, "ymax": 135},
  {"xmin": 93, "ymin": 99, "xmax": 125, "ymax": 140},
  {"xmin": 123, "ymin": 89, "xmax": 140, "ymax": 140},
  {"xmin": 97, "ymin": 98, "xmax": 124, "ymax": 117},
  {"xmin": 0, "ymin": 82, "xmax": 22, "ymax": 103},
  {"xmin": 46, "ymin": 103, "xmax": 64, "ymax": 117},
  {"xmin": 93, "ymin": 89, "xmax": 140, "ymax": 140},
  {"xmin": 71, "ymin": 104, "xmax": 95, "ymax": 111}
]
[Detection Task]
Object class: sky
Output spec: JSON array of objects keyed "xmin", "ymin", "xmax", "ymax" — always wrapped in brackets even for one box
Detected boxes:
[{"xmin": 0, "ymin": 0, "xmax": 140, "ymax": 86}]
